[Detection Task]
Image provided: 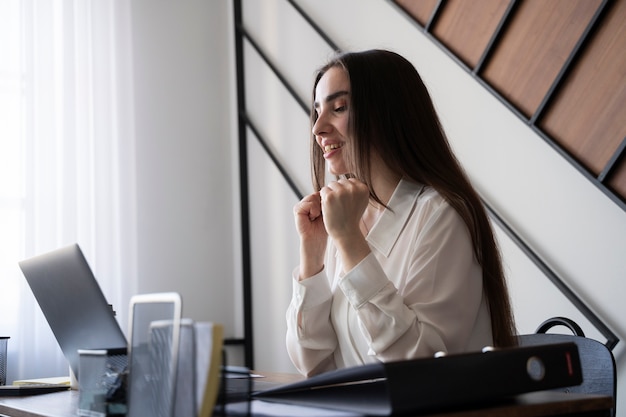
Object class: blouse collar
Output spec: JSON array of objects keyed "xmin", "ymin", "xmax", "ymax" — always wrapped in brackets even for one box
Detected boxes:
[{"xmin": 366, "ymin": 178, "xmax": 424, "ymax": 257}]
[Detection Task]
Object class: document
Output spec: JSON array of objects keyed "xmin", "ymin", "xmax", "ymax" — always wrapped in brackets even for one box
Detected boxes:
[{"xmin": 222, "ymin": 400, "xmax": 362, "ymax": 417}]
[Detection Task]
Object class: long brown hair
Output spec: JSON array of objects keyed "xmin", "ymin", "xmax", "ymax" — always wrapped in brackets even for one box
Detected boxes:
[{"xmin": 310, "ymin": 49, "xmax": 517, "ymax": 347}]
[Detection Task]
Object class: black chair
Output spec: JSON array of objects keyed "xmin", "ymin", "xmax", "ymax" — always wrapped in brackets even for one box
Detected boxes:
[{"xmin": 517, "ymin": 317, "xmax": 617, "ymax": 417}]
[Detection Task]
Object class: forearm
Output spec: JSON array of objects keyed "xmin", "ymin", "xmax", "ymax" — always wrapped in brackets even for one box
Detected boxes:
[
  {"xmin": 286, "ymin": 322, "xmax": 337, "ymax": 377},
  {"xmin": 333, "ymin": 232, "xmax": 371, "ymax": 274},
  {"xmin": 286, "ymin": 270, "xmax": 338, "ymax": 376},
  {"xmin": 298, "ymin": 238, "xmax": 326, "ymax": 280}
]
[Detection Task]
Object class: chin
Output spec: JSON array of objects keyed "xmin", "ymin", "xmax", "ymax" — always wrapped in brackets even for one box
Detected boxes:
[{"xmin": 328, "ymin": 165, "xmax": 348, "ymax": 176}]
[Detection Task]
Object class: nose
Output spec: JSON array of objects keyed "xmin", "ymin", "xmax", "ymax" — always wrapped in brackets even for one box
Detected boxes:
[{"xmin": 312, "ymin": 112, "xmax": 330, "ymax": 137}]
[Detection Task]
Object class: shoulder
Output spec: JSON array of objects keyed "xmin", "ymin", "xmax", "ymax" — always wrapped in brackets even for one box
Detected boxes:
[
  {"xmin": 396, "ymin": 179, "xmax": 446, "ymax": 207},
  {"xmin": 392, "ymin": 180, "xmax": 459, "ymax": 223},
  {"xmin": 417, "ymin": 185, "xmax": 446, "ymax": 206},
  {"xmin": 414, "ymin": 185, "xmax": 454, "ymax": 215},
  {"xmin": 410, "ymin": 185, "xmax": 466, "ymax": 232}
]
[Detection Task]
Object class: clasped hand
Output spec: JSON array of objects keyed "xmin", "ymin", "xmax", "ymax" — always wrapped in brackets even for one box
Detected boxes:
[
  {"xmin": 294, "ymin": 178, "xmax": 371, "ymax": 278},
  {"xmin": 294, "ymin": 178, "xmax": 370, "ymax": 242}
]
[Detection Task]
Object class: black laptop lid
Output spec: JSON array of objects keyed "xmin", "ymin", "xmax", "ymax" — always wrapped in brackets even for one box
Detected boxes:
[{"xmin": 19, "ymin": 243, "xmax": 128, "ymax": 380}]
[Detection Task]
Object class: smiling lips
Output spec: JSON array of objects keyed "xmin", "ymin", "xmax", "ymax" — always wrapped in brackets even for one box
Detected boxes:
[{"xmin": 323, "ymin": 143, "xmax": 342, "ymax": 156}]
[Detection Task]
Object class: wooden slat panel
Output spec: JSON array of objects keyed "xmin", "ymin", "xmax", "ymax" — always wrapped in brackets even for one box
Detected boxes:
[
  {"xmin": 481, "ymin": 0, "xmax": 602, "ymax": 118},
  {"xmin": 539, "ymin": 0, "xmax": 626, "ymax": 182},
  {"xmin": 394, "ymin": 0, "xmax": 438, "ymax": 26},
  {"xmin": 432, "ymin": 0, "xmax": 509, "ymax": 68}
]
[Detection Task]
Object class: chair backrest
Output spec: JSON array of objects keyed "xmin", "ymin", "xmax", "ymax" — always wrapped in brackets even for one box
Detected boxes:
[{"xmin": 517, "ymin": 318, "xmax": 616, "ymax": 417}]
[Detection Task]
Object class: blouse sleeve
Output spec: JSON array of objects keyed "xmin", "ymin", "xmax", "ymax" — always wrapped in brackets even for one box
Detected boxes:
[
  {"xmin": 339, "ymin": 200, "xmax": 487, "ymax": 361},
  {"xmin": 285, "ymin": 267, "xmax": 338, "ymax": 376}
]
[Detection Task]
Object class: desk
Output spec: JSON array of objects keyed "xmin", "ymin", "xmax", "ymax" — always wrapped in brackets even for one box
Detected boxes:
[{"xmin": 0, "ymin": 374, "xmax": 613, "ymax": 417}]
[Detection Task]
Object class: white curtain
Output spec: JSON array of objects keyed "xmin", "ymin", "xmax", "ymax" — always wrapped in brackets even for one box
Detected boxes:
[{"xmin": 0, "ymin": 0, "xmax": 137, "ymax": 382}]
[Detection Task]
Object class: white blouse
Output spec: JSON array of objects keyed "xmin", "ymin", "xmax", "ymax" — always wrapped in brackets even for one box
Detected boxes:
[{"xmin": 286, "ymin": 179, "xmax": 493, "ymax": 377}]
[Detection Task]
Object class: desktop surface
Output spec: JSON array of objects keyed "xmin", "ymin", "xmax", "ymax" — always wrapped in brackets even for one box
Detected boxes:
[{"xmin": 0, "ymin": 382, "xmax": 613, "ymax": 417}]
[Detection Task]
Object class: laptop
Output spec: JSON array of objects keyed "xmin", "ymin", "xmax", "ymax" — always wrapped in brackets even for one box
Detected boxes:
[{"xmin": 18, "ymin": 243, "xmax": 128, "ymax": 381}]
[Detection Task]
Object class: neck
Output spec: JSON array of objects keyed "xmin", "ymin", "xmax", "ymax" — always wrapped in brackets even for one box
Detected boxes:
[
  {"xmin": 361, "ymin": 165, "xmax": 400, "ymax": 236},
  {"xmin": 370, "ymin": 162, "xmax": 401, "ymax": 207}
]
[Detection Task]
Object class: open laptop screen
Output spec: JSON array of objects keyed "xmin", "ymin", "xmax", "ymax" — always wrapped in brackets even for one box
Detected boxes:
[{"xmin": 18, "ymin": 244, "xmax": 128, "ymax": 380}]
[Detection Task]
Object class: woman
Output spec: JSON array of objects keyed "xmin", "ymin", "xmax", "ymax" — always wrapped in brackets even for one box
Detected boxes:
[{"xmin": 287, "ymin": 49, "xmax": 516, "ymax": 377}]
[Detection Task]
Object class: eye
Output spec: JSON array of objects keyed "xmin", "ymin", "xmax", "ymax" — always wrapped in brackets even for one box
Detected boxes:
[{"xmin": 334, "ymin": 105, "xmax": 347, "ymax": 113}]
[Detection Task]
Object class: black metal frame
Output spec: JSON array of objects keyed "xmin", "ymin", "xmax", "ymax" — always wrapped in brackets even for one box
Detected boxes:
[
  {"xmin": 231, "ymin": 0, "xmax": 619, "ymax": 366},
  {"xmin": 231, "ymin": 0, "xmax": 254, "ymax": 368}
]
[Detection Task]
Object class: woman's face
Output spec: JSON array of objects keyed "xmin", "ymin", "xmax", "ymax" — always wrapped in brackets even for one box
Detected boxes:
[{"xmin": 313, "ymin": 66, "xmax": 351, "ymax": 176}]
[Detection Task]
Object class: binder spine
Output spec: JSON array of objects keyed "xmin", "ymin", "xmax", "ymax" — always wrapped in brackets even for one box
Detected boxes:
[{"xmin": 384, "ymin": 342, "xmax": 582, "ymax": 414}]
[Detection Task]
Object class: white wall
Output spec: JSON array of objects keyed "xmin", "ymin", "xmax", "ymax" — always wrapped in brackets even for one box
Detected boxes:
[
  {"xmin": 127, "ymin": 0, "xmax": 625, "ymax": 412},
  {"xmin": 128, "ymin": 0, "xmax": 241, "ymax": 337}
]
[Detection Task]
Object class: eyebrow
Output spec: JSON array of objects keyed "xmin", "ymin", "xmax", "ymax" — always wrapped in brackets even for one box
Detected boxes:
[{"xmin": 314, "ymin": 90, "xmax": 349, "ymax": 109}]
